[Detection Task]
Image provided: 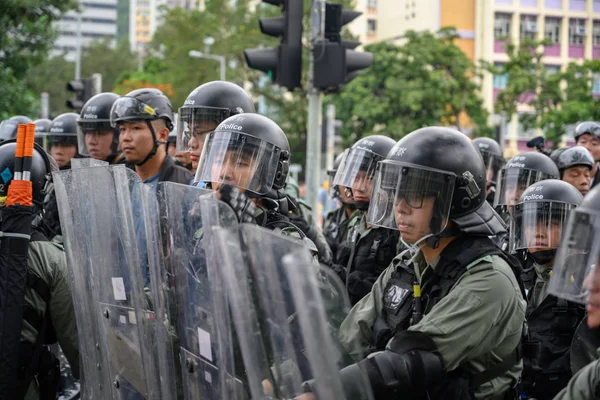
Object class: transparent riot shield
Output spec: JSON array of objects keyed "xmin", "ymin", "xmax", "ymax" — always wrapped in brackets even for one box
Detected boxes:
[
  {"xmin": 53, "ymin": 165, "xmax": 161, "ymax": 399},
  {"xmin": 570, "ymin": 316, "xmax": 600, "ymax": 374},
  {"xmin": 230, "ymin": 224, "xmax": 373, "ymax": 400},
  {"xmin": 155, "ymin": 184, "xmax": 243, "ymax": 399}
]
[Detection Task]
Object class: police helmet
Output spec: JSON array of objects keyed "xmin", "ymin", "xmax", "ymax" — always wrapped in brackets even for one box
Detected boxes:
[
  {"xmin": 194, "ymin": 113, "xmax": 290, "ymax": 195},
  {"xmin": 553, "ymin": 146, "xmax": 594, "ymax": 175},
  {"xmin": 333, "ymin": 135, "xmax": 396, "ymax": 211},
  {"xmin": 367, "ymin": 127, "xmax": 507, "ymax": 244},
  {"xmin": 472, "ymin": 137, "xmax": 505, "ymax": 185},
  {"xmin": 574, "ymin": 121, "xmax": 600, "ymax": 142},
  {"xmin": 77, "ymin": 92, "xmax": 120, "ymax": 157},
  {"xmin": 510, "ymin": 179, "xmax": 583, "ymax": 259},
  {"xmin": 0, "ymin": 139, "xmax": 54, "ymax": 207},
  {"xmin": 0, "ymin": 116, "xmax": 33, "ymax": 141},
  {"xmin": 46, "ymin": 113, "xmax": 79, "ymax": 152},
  {"xmin": 494, "ymin": 151, "xmax": 559, "ymax": 208},
  {"xmin": 177, "ymin": 81, "xmax": 255, "ymax": 153},
  {"xmin": 33, "ymin": 119, "xmax": 52, "ymax": 146},
  {"xmin": 327, "ymin": 152, "xmax": 346, "ymax": 199},
  {"xmin": 110, "ymin": 88, "xmax": 174, "ymax": 131}
]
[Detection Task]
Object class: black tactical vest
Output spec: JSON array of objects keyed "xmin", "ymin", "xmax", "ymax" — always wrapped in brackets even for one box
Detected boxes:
[
  {"xmin": 521, "ymin": 283, "xmax": 585, "ymax": 399},
  {"xmin": 323, "ymin": 207, "xmax": 351, "ymax": 263}
]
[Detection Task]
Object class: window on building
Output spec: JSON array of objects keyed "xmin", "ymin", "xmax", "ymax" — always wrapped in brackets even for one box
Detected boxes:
[
  {"xmin": 593, "ymin": 74, "xmax": 600, "ymax": 94},
  {"xmin": 520, "ymin": 15, "xmax": 538, "ymax": 40},
  {"xmin": 594, "ymin": 21, "xmax": 600, "ymax": 45},
  {"xmin": 367, "ymin": 0, "xmax": 376, "ymax": 7},
  {"xmin": 545, "ymin": 17, "xmax": 561, "ymax": 43},
  {"xmin": 495, "ymin": 13, "xmax": 512, "ymax": 39},
  {"xmin": 493, "ymin": 64, "xmax": 509, "ymax": 89},
  {"xmin": 569, "ymin": 19, "xmax": 587, "ymax": 45},
  {"xmin": 546, "ymin": 65, "xmax": 561, "ymax": 74},
  {"xmin": 367, "ymin": 19, "xmax": 377, "ymax": 32}
]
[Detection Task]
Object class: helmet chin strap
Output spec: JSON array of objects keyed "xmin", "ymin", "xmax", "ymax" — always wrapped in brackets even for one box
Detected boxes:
[
  {"xmin": 401, "ymin": 224, "xmax": 459, "ymax": 256},
  {"xmin": 136, "ymin": 120, "xmax": 163, "ymax": 167},
  {"xmin": 354, "ymin": 200, "xmax": 370, "ymax": 211}
]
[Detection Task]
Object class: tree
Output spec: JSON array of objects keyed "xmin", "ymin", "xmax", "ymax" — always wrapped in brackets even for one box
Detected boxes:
[
  {"xmin": 0, "ymin": 0, "xmax": 77, "ymax": 118},
  {"xmin": 488, "ymin": 39, "xmax": 600, "ymax": 148},
  {"xmin": 329, "ymin": 28, "xmax": 490, "ymax": 147}
]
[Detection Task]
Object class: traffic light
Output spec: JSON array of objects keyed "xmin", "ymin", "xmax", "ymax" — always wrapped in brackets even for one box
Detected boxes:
[
  {"xmin": 66, "ymin": 78, "xmax": 93, "ymax": 112},
  {"xmin": 244, "ymin": 0, "xmax": 304, "ymax": 90},
  {"xmin": 313, "ymin": 3, "xmax": 373, "ymax": 91}
]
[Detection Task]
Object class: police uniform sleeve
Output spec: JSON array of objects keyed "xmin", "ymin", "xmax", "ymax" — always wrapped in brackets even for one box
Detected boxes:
[
  {"xmin": 42, "ymin": 243, "xmax": 80, "ymax": 380},
  {"xmin": 338, "ymin": 265, "xmax": 395, "ymax": 361},
  {"xmin": 405, "ymin": 255, "xmax": 526, "ymax": 371},
  {"xmin": 553, "ymin": 359, "xmax": 600, "ymax": 400}
]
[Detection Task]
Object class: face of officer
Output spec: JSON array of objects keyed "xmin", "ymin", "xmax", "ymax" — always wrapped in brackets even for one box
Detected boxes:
[
  {"xmin": 577, "ymin": 134, "xmax": 600, "ymax": 162},
  {"xmin": 167, "ymin": 142, "xmax": 177, "ymax": 157},
  {"xmin": 210, "ymin": 148, "xmax": 257, "ymax": 192},
  {"xmin": 506, "ymin": 182, "xmax": 529, "ymax": 211},
  {"xmin": 393, "ymin": 195, "xmax": 436, "ymax": 245},
  {"xmin": 187, "ymin": 120, "xmax": 218, "ymax": 172},
  {"xmin": 563, "ymin": 166, "xmax": 591, "ymax": 196},
  {"xmin": 524, "ymin": 218, "xmax": 562, "ymax": 263},
  {"xmin": 352, "ymin": 170, "xmax": 373, "ymax": 204},
  {"xmin": 486, "ymin": 168, "xmax": 495, "ymax": 196},
  {"xmin": 50, "ymin": 143, "xmax": 77, "ymax": 168},
  {"xmin": 119, "ymin": 119, "xmax": 168, "ymax": 164},
  {"xmin": 584, "ymin": 261, "xmax": 600, "ymax": 328},
  {"xmin": 85, "ymin": 129, "xmax": 114, "ymax": 161}
]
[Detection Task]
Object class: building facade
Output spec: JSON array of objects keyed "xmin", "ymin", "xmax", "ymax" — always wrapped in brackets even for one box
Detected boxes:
[{"xmin": 52, "ymin": 0, "xmax": 118, "ymax": 61}]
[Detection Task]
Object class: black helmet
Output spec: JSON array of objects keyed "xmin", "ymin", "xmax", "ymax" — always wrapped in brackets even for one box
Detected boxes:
[
  {"xmin": 110, "ymin": 88, "xmax": 174, "ymax": 166},
  {"xmin": 177, "ymin": 81, "xmax": 255, "ymax": 153},
  {"xmin": 472, "ymin": 137, "xmax": 502, "ymax": 157},
  {"xmin": 510, "ymin": 179, "xmax": 583, "ymax": 264},
  {"xmin": 0, "ymin": 139, "xmax": 54, "ymax": 207},
  {"xmin": 472, "ymin": 137, "xmax": 505, "ymax": 187},
  {"xmin": 574, "ymin": 121, "xmax": 600, "ymax": 142},
  {"xmin": 46, "ymin": 113, "xmax": 79, "ymax": 149},
  {"xmin": 110, "ymin": 88, "xmax": 174, "ymax": 130},
  {"xmin": 194, "ymin": 113, "xmax": 290, "ymax": 195},
  {"xmin": 333, "ymin": 135, "xmax": 396, "ymax": 210},
  {"xmin": 327, "ymin": 152, "xmax": 345, "ymax": 178},
  {"xmin": 553, "ymin": 146, "xmax": 594, "ymax": 175},
  {"xmin": 77, "ymin": 92, "xmax": 120, "ymax": 157},
  {"xmin": 367, "ymin": 127, "xmax": 507, "ymax": 245},
  {"xmin": 33, "ymin": 119, "xmax": 52, "ymax": 146},
  {"xmin": 0, "ymin": 116, "xmax": 32, "ymax": 141},
  {"xmin": 494, "ymin": 151, "xmax": 559, "ymax": 208}
]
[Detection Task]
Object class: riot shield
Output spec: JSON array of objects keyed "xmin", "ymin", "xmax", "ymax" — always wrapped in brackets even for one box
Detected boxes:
[
  {"xmin": 53, "ymin": 165, "xmax": 161, "ymax": 399},
  {"xmin": 570, "ymin": 316, "xmax": 600, "ymax": 374},
  {"xmin": 155, "ymin": 183, "xmax": 243, "ymax": 399},
  {"xmin": 231, "ymin": 224, "xmax": 373, "ymax": 400}
]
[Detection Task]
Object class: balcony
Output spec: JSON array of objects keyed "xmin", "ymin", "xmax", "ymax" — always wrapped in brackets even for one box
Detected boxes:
[
  {"xmin": 593, "ymin": 46, "xmax": 600, "ymax": 58},
  {"xmin": 521, "ymin": 0, "xmax": 537, "ymax": 6},
  {"xmin": 569, "ymin": 44, "xmax": 585, "ymax": 58},
  {"xmin": 544, "ymin": 43, "xmax": 561, "ymax": 56},
  {"xmin": 495, "ymin": 39, "xmax": 507, "ymax": 53},
  {"xmin": 569, "ymin": 0, "xmax": 586, "ymax": 11},
  {"xmin": 545, "ymin": 0, "xmax": 562, "ymax": 9}
]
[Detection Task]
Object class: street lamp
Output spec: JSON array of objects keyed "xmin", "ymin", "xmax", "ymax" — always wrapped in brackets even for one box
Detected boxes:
[{"xmin": 188, "ymin": 50, "xmax": 226, "ymax": 81}]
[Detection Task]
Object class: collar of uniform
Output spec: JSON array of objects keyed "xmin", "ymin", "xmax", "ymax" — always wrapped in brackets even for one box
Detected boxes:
[{"xmin": 534, "ymin": 262, "xmax": 552, "ymax": 281}]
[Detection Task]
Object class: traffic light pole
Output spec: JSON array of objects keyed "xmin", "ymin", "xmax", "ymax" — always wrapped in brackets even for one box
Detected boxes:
[{"xmin": 305, "ymin": 0, "xmax": 325, "ymax": 213}]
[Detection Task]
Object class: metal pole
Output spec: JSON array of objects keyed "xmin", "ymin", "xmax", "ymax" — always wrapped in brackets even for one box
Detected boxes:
[
  {"xmin": 75, "ymin": 13, "xmax": 82, "ymax": 79},
  {"xmin": 305, "ymin": 0, "xmax": 324, "ymax": 211},
  {"xmin": 40, "ymin": 93, "xmax": 49, "ymax": 119},
  {"xmin": 326, "ymin": 104, "xmax": 336, "ymax": 170},
  {"xmin": 91, "ymin": 73, "xmax": 102, "ymax": 94},
  {"xmin": 220, "ymin": 56, "xmax": 226, "ymax": 81}
]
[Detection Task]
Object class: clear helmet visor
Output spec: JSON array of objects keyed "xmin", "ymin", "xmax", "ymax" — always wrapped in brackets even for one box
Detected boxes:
[
  {"xmin": 43, "ymin": 132, "xmax": 78, "ymax": 153},
  {"xmin": 494, "ymin": 168, "xmax": 555, "ymax": 208},
  {"xmin": 367, "ymin": 160, "xmax": 456, "ymax": 243},
  {"xmin": 481, "ymin": 151, "xmax": 505, "ymax": 187},
  {"xmin": 548, "ymin": 209, "xmax": 600, "ymax": 304},
  {"xmin": 109, "ymin": 96, "xmax": 158, "ymax": 127},
  {"xmin": 76, "ymin": 120, "xmax": 119, "ymax": 158},
  {"xmin": 176, "ymin": 106, "xmax": 230, "ymax": 153},
  {"xmin": 194, "ymin": 131, "xmax": 282, "ymax": 195},
  {"xmin": 509, "ymin": 201, "xmax": 575, "ymax": 253},
  {"xmin": 333, "ymin": 148, "xmax": 383, "ymax": 196}
]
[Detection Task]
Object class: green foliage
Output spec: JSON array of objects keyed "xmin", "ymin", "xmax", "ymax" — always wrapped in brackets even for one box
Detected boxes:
[
  {"xmin": 0, "ymin": 0, "xmax": 78, "ymax": 118},
  {"xmin": 330, "ymin": 28, "xmax": 490, "ymax": 147},
  {"xmin": 488, "ymin": 39, "xmax": 600, "ymax": 148}
]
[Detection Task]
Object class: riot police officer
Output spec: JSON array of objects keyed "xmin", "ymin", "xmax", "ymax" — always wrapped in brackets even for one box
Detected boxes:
[
  {"xmin": 77, "ymin": 92, "xmax": 124, "ymax": 164},
  {"xmin": 0, "ymin": 116, "xmax": 32, "ymax": 142},
  {"xmin": 546, "ymin": 184, "xmax": 600, "ymax": 399},
  {"xmin": 509, "ymin": 180, "xmax": 585, "ymax": 399},
  {"xmin": 551, "ymin": 145, "xmax": 595, "ymax": 196},
  {"xmin": 323, "ymin": 152, "xmax": 357, "ymax": 264},
  {"xmin": 44, "ymin": 113, "xmax": 80, "ymax": 170},
  {"xmin": 177, "ymin": 81, "xmax": 255, "ymax": 174},
  {"xmin": 194, "ymin": 113, "xmax": 331, "ymax": 264},
  {"xmin": 110, "ymin": 88, "xmax": 191, "ymax": 184},
  {"xmin": 573, "ymin": 121, "xmax": 600, "ymax": 188},
  {"xmin": 0, "ymin": 139, "xmax": 79, "ymax": 399},
  {"xmin": 332, "ymin": 135, "xmax": 400, "ymax": 305},
  {"xmin": 307, "ymin": 127, "xmax": 525, "ymax": 400},
  {"xmin": 472, "ymin": 137, "xmax": 505, "ymax": 204}
]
